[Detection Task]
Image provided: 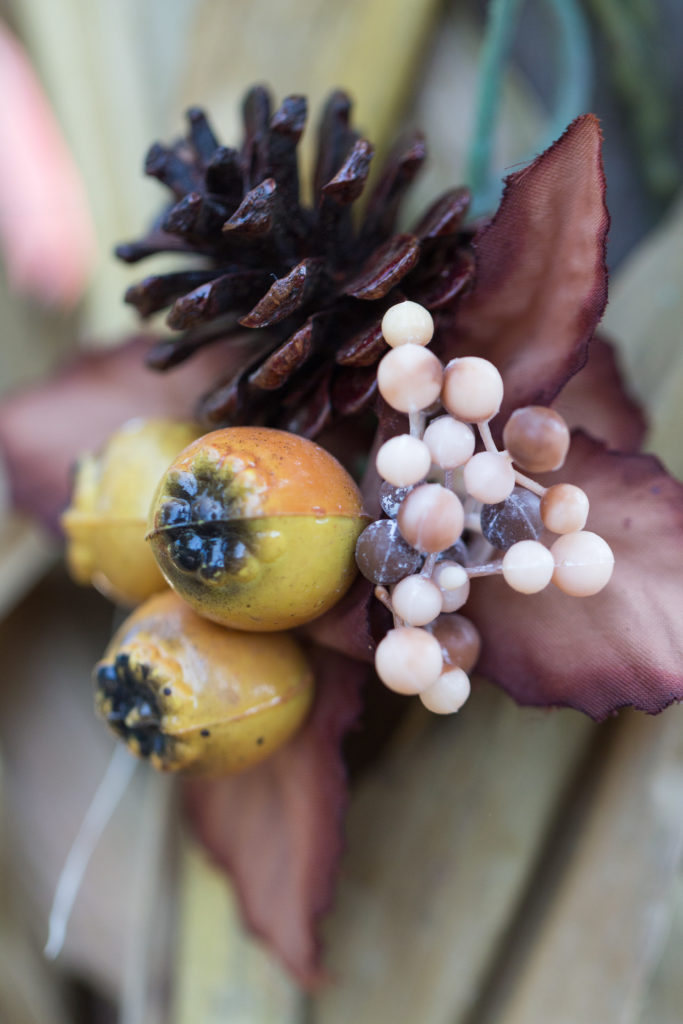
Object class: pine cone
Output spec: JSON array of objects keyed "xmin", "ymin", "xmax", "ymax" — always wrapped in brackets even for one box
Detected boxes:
[{"xmin": 117, "ymin": 86, "xmax": 474, "ymax": 436}]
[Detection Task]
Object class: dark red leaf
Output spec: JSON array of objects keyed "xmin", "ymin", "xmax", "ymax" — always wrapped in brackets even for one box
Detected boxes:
[
  {"xmin": 438, "ymin": 115, "xmax": 609, "ymax": 423},
  {"xmin": 554, "ymin": 335, "xmax": 646, "ymax": 452},
  {"xmin": 466, "ymin": 432, "xmax": 683, "ymax": 720},
  {"xmin": 302, "ymin": 575, "xmax": 376, "ymax": 663},
  {"xmin": 182, "ymin": 650, "xmax": 366, "ymax": 987},
  {"xmin": 0, "ymin": 336, "xmax": 234, "ymax": 529}
]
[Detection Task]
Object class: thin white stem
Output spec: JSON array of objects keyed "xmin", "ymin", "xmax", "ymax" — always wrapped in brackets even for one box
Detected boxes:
[
  {"xmin": 44, "ymin": 745, "xmax": 137, "ymax": 961},
  {"xmin": 420, "ymin": 552, "xmax": 439, "ymax": 578},
  {"xmin": 466, "ymin": 560, "xmax": 504, "ymax": 578},
  {"xmin": 513, "ymin": 469, "xmax": 547, "ymax": 497},
  {"xmin": 409, "ymin": 411, "xmax": 426, "ymax": 438},
  {"xmin": 374, "ymin": 585, "xmax": 402, "ymax": 628},
  {"xmin": 478, "ymin": 419, "xmax": 498, "ymax": 453},
  {"xmin": 444, "ymin": 468, "xmax": 455, "ymax": 492}
]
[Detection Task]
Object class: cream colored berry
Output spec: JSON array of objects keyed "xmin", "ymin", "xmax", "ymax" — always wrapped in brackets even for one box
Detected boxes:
[
  {"xmin": 423, "ymin": 415, "xmax": 475, "ymax": 469},
  {"xmin": 376, "ymin": 435, "xmax": 432, "ymax": 487},
  {"xmin": 397, "ymin": 484, "xmax": 465, "ymax": 553},
  {"xmin": 377, "ymin": 344, "xmax": 443, "ymax": 413},
  {"xmin": 432, "ymin": 561, "xmax": 470, "ymax": 612},
  {"xmin": 551, "ymin": 531, "xmax": 614, "ymax": 596},
  {"xmin": 463, "ymin": 451, "xmax": 515, "ymax": 504},
  {"xmin": 442, "ymin": 356, "xmax": 504, "ymax": 423},
  {"xmin": 502, "ymin": 540, "xmax": 555, "ymax": 594},
  {"xmin": 541, "ymin": 483, "xmax": 589, "ymax": 534},
  {"xmin": 375, "ymin": 626, "xmax": 443, "ymax": 694},
  {"xmin": 419, "ymin": 669, "xmax": 471, "ymax": 714},
  {"xmin": 381, "ymin": 301, "xmax": 434, "ymax": 347},
  {"xmin": 391, "ymin": 574, "xmax": 443, "ymax": 626}
]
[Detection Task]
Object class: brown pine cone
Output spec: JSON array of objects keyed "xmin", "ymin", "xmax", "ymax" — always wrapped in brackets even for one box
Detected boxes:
[{"xmin": 117, "ymin": 86, "xmax": 474, "ymax": 437}]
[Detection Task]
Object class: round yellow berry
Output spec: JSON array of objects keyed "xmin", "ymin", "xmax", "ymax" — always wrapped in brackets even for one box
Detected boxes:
[
  {"xmin": 147, "ymin": 426, "xmax": 368, "ymax": 630},
  {"xmin": 61, "ymin": 418, "xmax": 198, "ymax": 604},
  {"xmin": 94, "ymin": 591, "xmax": 314, "ymax": 775}
]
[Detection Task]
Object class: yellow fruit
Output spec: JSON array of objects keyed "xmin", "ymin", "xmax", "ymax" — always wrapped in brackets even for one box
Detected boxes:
[
  {"xmin": 94, "ymin": 591, "xmax": 314, "ymax": 775},
  {"xmin": 147, "ymin": 426, "xmax": 368, "ymax": 630},
  {"xmin": 62, "ymin": 418, "xmax": 198, "ymax": 604}
]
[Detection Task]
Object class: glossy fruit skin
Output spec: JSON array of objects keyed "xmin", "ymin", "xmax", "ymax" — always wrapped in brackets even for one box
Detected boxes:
[
  {"xmin": 147, "ymin": 427, "xmax": 367, "ymax": 630},
  {"xmin": 62, "ymin": 418, "xmax": 198, "ymax": 605},
  {"xmin": 94, "ymin": 591, "xmax": 314, "ymax": 775}
]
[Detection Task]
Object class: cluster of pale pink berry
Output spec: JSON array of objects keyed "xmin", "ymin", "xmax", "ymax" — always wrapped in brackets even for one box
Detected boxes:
[{"xmin": 355, "ymin": 300, "xmax": 614, "ymax": 715}]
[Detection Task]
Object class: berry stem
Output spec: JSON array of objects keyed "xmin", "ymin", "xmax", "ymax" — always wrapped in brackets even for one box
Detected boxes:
[
  {"xmin": 478, "ymin": 419, "xmax": 498, "ymax": 453},
  {"xmin": 420, "ymin": 552, "xmax": 439, "ymax": 578},
  {"xmin": 409, "ymin": 411, "xmax": 426, "ymax": 438},
  {"xmin": 513, "ymin": 469, "xmax": 547, "ymax": 497},
  {"xmin": 467, "ymin": 560, "xmax": 504, "ymax": 578}
]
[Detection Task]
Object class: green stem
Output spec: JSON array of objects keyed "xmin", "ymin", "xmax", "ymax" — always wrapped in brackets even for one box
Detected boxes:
[{"xmin": 467, "ymin": 0, "xmax": 594, "ymax": 216}]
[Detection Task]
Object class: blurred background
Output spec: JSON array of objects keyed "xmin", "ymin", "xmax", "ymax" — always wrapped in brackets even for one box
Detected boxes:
[{"xmin": 1, "ymin": 2, "xmax": 682, "ymax": 1022}]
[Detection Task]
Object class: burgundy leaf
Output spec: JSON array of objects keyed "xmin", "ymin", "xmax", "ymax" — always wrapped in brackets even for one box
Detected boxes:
[
  {"xmin": 554, "ymin": 335, "xmax": 646, "ymax": 452},
  {"xmin": 344, "ymin": 234, "xmax": 420, "ymax": 300},
  {"xmin": 302, "ymin": 575, "xmax": 376, "ymax": 663},
  {"xmin": 0, "ymin": 337, "xmax": 234, "ymax": 529},
  {"xmin": 182, "ymin": 650, "xmax": 366, "ymax": 987},
  {"xmin": 466, "ymin": 432, "xmax": 683, "ymax": 720},
  {"xmin": 438, "ymin": 115, "xmax": 609, "ymax": 423}
]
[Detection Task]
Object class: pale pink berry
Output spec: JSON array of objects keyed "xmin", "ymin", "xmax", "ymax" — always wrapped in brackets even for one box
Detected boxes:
[
  {"xmin": 391, "ymin": 574, "xmax": 443, "ymax": 626},
  {"xmin": 375, "ymin": 626, "xmax": 443, "ymax": 694},
  {"xmin": 463, "ymin": 451, "xmax": 515, "ymax": 504},
  {"xmin": 503, "ymin": 406, "xmax": 570, "ymax": 473},
  {"xmin": 432, "ymin": 561, "xmax": 470, "ymax": 612},
  {"xmin": 377, "ymin": 344, "xmax": 443, "ymax": 413},
  {"xmin": 397, "ymin": 484, "xmax": 464, "ymax": 553},
  {"xmin": 381, "ymin": 300, "xmax": 434, "ymax": 347},
  {"xmin": 423, "ymin": 415, "xmax": 475, "ymax": 469},
  {"xmin": 441, "ymin": 356, "xmax": 504, "ymax": 423},
  {"xmin": 419, "ymin": 668, "xmax": 471, "ymax": 714},
  {"xmin": 540, "ymin": 483, "xmax": 589, "ymax": 534},
  {"xmin": 551, "ymin": 531, "xmax": 614, "ymax": 596},
  {"xmin": 502, "ymin": 540, "xmax": 555, "ymax": 594},
  {"xmin": 376, "ymin": 434, "xmax": 432, "ymax": 487}
]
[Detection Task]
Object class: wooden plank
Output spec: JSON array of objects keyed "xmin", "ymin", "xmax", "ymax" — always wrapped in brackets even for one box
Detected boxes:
[
  {"xmin": 173, "ymin": 838, "xmax": 304, "ymax": 1024},
  {"xmin": 0, "ymin": 514, "xmax": 57, "ymax": 620},
  {"xmin": 313, "ymin": 685, "xmax": 594, "ymax": 1024},
  {"xmin": 638, "ymin": 871, "xmax": 683, "ymax": 1024},
  {"xmin": 493, "ymin": 707, "xmax": 683, "ymax": 1024}
]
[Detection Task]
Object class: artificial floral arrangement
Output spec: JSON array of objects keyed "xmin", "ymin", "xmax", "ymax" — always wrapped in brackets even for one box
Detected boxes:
[{"xmin": 2, "ymin": 78, "xmax": 683, "ymax": 993}]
